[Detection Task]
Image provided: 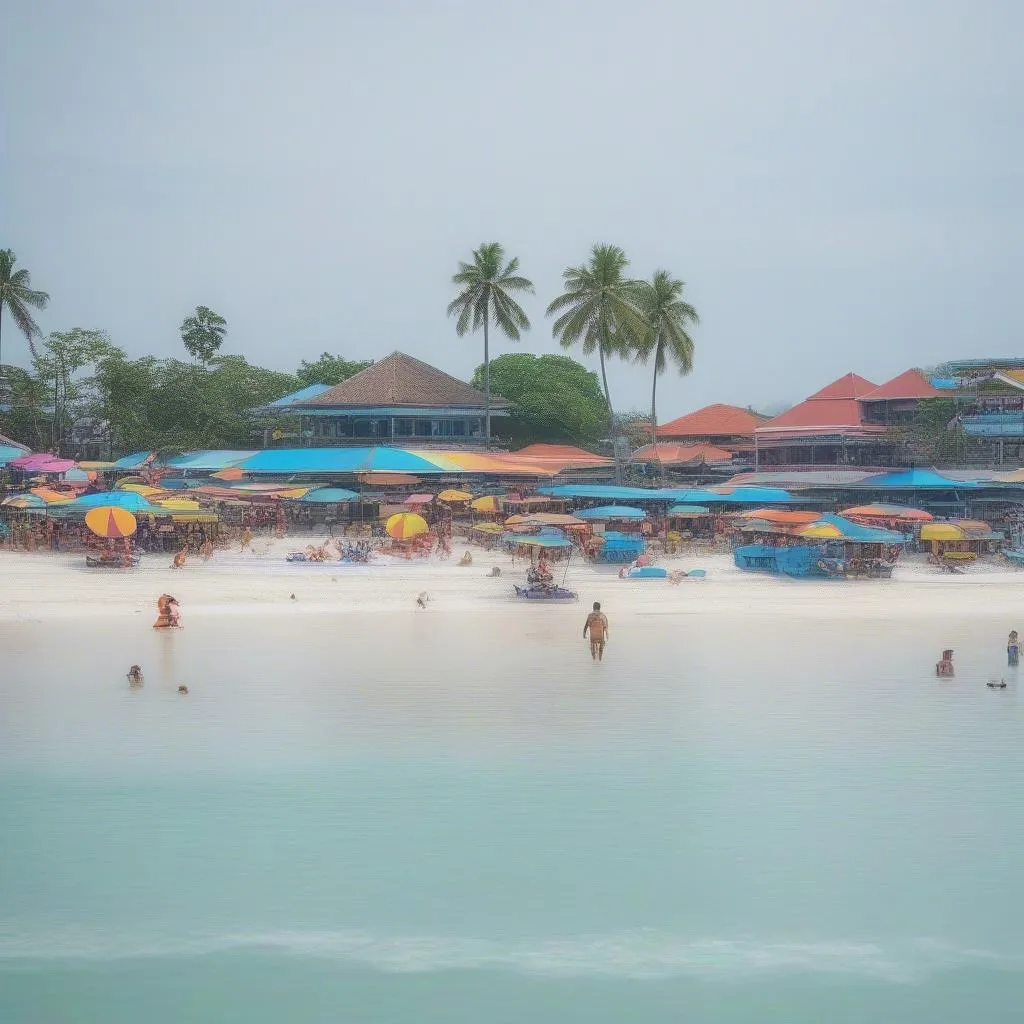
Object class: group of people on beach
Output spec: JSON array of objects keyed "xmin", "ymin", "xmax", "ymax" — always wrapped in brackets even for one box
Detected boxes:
[{"xmin": 936, "ymin": 630, "xmax": 1019, "ymax": 686}]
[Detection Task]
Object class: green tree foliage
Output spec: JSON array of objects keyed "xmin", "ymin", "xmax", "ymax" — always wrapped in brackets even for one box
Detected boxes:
[
  {"xmin": 546, "ymin": 244, "xmax": 646, "ymax": 422},
  {"xmin": 448, "ymin": 242, "xmax": 534, "ymax": 443},
  {"xmin": 296, "ymin": 353, "xmax": 373, "ymax": 387},
  {"xmin": 0, "ymin": 248, "xmax": 50, "ymax": 376},
  {"xmin": 95, "ymin": 352, "xmax": 298, "ymax": 452},
  {"xmin": 632, "ymin": 270, "xmax": 698, "ymax": 466},
  {"xmin": 180, "ymin": 305, "xmax": 227, "ymax": 363},
  {"xmin": 471, "ymin": 353, "xmax": 609, "ymax": 446},
  {"xmin": 907, "ymin": 398, "xmax": 965, "ymax": 464}
]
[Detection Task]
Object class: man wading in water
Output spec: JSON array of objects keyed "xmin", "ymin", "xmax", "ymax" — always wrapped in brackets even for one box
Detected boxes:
[{"xmin": 583, "ymin": 602, "xmax": 609, "ymax": 662}]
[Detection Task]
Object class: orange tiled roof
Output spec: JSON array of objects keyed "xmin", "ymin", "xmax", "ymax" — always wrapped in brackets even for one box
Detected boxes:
[
  {"xmin": 656, "ymin": 404, "xmax": 768, "ymax": 438},
  {"xmin": 861, "ymin": 369, "xmax": 943, "ymax": 401}
]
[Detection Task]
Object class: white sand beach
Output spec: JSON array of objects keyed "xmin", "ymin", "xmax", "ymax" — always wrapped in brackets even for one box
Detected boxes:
[{"xmin": 2, "ymin": 539, "xmax": 1023, "ymax": 624}]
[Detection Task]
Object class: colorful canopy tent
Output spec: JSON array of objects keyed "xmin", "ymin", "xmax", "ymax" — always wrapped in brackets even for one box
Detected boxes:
[
  {"xmin": 211, "ymin": 467, "xmax": 248, "ymax": 481},
  {"xmin": 438, "ymin": 489, "xmax": 472, "ymax": 502},
  {"xmin": 63, "ymin": 468, "xmax": 96, "ymax": 483},
  {"xmin": 575, "ymin": 505, "xmax": 647, "ymax": 520},
  {"xmin": 29, "ymin": 487, "xmax": 74, "ymax": 504},
  {"xmin": 155, "ymin": 498, "xmax": 202, "ymax": 511},
  {"xmin": 403, "ymin": 494, "xmax": 434, "ymax": 505},
  {"xmin": 857, "ymin": 469, "xmax": 979, "ymax": 490},
  {"xmin": 737, "ymin": 508, "xmax": 819, "ymax": 524},
  {"xmin": 472, "ymin": 522, "xmax": 503, "ymax": 534},
  {"xmin": 78, "ymin": 461, "xmax": 115, "ymax": 471},
  {"xmin": 539, "ymin": 484, "xmax": 678, "ymax": 502},
  {"xmin": 794, "ymin": 515, "xmax": 906, "ymax": 544},
  {"xmin": 920, "ymin": 520, "xmax": 1001, "ymax": 542},
  {"xmin": 85, "ymin": 506, "xmax": 138, "ymax": 538},
  {"xmin": 700, "ymin": 486, "xmax": 796, "ymax": 504},
  {"xmin": 667, "ymin": 505, "xmax": 711, "ymax": 517},
  {"xmin": 1, "ymin": 493, "xmax": 47, "ymax": 508},
  {"xmin": 165, "ymin": 451, "xmax": 254, "ymax": 471},
  {"xmin": 842, "ymin": 503, "xmax": 933, "ymax": 522},
  {"xmin": 919, "ymin": 523, "xmax": 964, "ymax": 542},
  {"xmin": 386, "ymin": 512, "xmax": 428, "ymax": 540},
  {"xmin": 61, "ymin": 491, "xmax": 161, "ymax": 512},
  {"xmin": 119, "ymin": 484, "xmax": 164, "ymax": 496},
  {"xmin": 506, "ymin": 513, "xmax": 585, "ymax": 526},
  {"xmin": 470, "ymin": 495, "xmax": 501, "ymax": 513},
  {"xmin": 111, "ymin": 452, "xmax": 155, "ymax": 471},
  {"xmin": 298, "ymin": 487, "xmax": 360, "ymax": 503}
]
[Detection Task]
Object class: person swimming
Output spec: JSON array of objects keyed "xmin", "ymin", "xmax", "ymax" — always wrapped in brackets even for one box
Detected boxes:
[
  {"xmin": 153, "ymin": 594, "xmax": 181, "ymax": 629},
  {"xmin": 127, "ymin": 665, "xmax": 143, "ymax": 687},
  {"xmin": 988, "ymin": 679, "xmax": 1008, "ymax": 689},
  {"xmin": 1008, "ymin": 631, "xmax": 1019, "ymax": 667},
  {"xmin": 936, "ymin": 649, "xmax": 955, "ymax": 677},
  {"xmin": 177, "ymin": 684, "xmax": 189, "ymax": 694}
]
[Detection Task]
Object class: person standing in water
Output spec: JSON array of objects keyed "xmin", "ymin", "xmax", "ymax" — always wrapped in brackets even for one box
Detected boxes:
[
  {"xmin": 583, "ymin": 602, "xmax": 609, "ymax": 662},
  {"xmin": 1008, "ymin": 631, "xmax": 1020, "ymax": 667}
]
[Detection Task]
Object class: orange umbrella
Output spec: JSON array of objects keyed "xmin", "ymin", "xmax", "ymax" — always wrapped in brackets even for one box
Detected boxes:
[
  {"xmin": 85, "ymin": 506, "xmax": 138, "ymax": 538},
  {"xmin": 211, "ymin": 467, "xmax": 247, "ymax": 481},
  {"xmin": 470, "ymin": 495, "xmax": 500, "ymax": 513},
  {"xmin": 386, "ymin": 512, "xmax": 428, "ymax": 540}
]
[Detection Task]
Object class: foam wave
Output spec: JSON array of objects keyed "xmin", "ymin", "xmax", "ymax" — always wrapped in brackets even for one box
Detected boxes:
[{"xmin": 0, "ymin": 927, "xmax": 1018, "ymax": 982}]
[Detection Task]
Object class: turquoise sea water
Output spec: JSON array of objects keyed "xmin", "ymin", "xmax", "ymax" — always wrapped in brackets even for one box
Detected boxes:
[{"xmin": 2, "ymin": 608, "xmax": 1024, "ymax": 1022}]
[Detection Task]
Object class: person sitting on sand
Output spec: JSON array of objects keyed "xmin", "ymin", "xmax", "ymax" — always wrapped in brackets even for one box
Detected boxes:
[
  {"xmin": 458, "ymin": 551, "xmax": 473, "ymax": 566},
  {"xmin": 936, "ymin": 649, "xmax": 955, "ymax": 677},
  {"xmin": 1008, "ymin": 631, "xmax": 1020, "ymax": 668},
  {"xmin": 127, "ymin": 665, "xmax": 143, "ymax": 687}
]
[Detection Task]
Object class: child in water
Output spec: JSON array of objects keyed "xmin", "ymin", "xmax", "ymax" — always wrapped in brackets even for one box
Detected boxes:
[
  {"xmin": 936, "ymin": 649, "xmax": 955, "ymax": 678},
  {"xmin": 1008, "ymin": 631, "xmax": 1019, "ymax": 667}
]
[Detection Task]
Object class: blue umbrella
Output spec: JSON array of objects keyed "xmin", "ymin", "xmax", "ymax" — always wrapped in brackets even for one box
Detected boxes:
[
  {"xmin": 299, "ymin": 487, "xmax": 360, "ymax": 504},
  {"xmin": 576, "ymin": 505, "xmax": 647, "ymax": 520},
  {"xmin": 64, "ymin": 491, "xmax": 158, "ymax": 512}
]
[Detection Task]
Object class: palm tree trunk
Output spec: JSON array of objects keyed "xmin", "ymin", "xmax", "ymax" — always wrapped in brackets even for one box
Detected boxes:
[
  {"xmin": 598, "ymin": 342, "xmax": 614, "ymax": 423},
  {"xmin": 650, "ymin": 349, "xmax": 662, "ymax": 482},
  {"xmin": 483, "ymin": 304, "xmax": 490, "ymax": 446}
]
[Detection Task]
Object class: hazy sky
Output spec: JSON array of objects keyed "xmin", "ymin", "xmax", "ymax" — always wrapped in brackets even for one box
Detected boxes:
[{"xmin": 2, "ymin": 0, "xmax": 1020, "ymax": 417}]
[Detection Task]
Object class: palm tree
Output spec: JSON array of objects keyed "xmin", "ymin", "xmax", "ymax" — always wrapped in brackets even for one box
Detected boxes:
[
  {"xmin": 545, "ymin": 244, "xmax": 645, "ymax": 423},
  {"xmin": 0, "ymin": 249, "xmax": 50, "ymax": 374},
  {"xmin": 634, "ymin": 270, "xmax": 699, "ymax": 466},
  {"xmin": 447, "ymin": 242, "xmax": 533, "ymax": 443}
]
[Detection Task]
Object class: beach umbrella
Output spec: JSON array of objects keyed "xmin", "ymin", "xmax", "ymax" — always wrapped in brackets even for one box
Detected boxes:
[
  {"xmin": 502, "ymin": 533, "xmax": 573, "ymax": 548},
  {"xmin": 737, "ymin": 508, "xmax": 819, "ymax": 525},
  {"xmin": 63, "ymin": 467, "xmax": 96, "ymax": 483},
  {"xmin": 470, "ymin": 495, "xmax": 501, "ymax": 513},
  {"xmin": 919, "ymin": 523, "xmax": 964, "ymax": 542},
  {"xmin": 386, "ymin": 512, "xmax": 428, "ymax": 540},
  {"xmin": 797, "ymin": 521, "xmax": 845, "ymax": 539},
  {"xmin": 438, "ymin": 489, "xmax": 472, "ymax": 502},
  {"xmin": 842, "ymin": 503, "xmax": 933, "ymax": 522},
  {"xmin": 114, "ymin": 476, "xmax": 148, "ymax": 489},
  {"xmin": 276, "ymin": 487, "xmax": 312, "ymax": 499},
  {"xmin": 85, "ymin": 506, "xmax": 138, "ymax": 538},
  {"xmin": 35, "ymin": 458, "xmax": 77, "ymax": 474},
  {"xmin": 472, "ymin": 522, "xmax": 503, "ymax": 534},
  {"xmin": 211, "ymin": 467, "xmax": 247, "ymax": 481},
  {"xmin": 299, "ymin": 487, "xmax": 360, "ymax": 504},
  {"xmin": 78, "ymin": 461, "xmax": 115, "ymax": 471}
]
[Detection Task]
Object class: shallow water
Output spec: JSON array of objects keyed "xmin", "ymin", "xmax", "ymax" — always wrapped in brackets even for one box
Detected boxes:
[{"xmin": 2, "ymin": 609, "xmax": 1024, "ymax": 1022}]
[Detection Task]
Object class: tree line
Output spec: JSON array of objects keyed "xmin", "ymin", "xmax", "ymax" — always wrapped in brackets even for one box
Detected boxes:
[{"xmin": 1, "ymin": 242, "xmax": 698, "ymax": 455}]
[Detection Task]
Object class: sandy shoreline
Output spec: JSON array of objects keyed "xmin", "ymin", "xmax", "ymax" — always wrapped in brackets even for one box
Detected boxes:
[{"xmin": 2, "ymin": 537, "xmax": 1024, "ymax": 624}]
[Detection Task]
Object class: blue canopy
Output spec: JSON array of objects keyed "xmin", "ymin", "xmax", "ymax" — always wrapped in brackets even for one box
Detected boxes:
[
  {"xmin": 166, "ymin": 451, "xmax": 255, "ymax": 471},
  {"xmin": 299, "ymin": 487, "xmax": 360, "ymax": 504},
  {"xmin": 812, "ymin": 514, "xmax": 907, "ymax": 544},
  {"xmin": 264, "ymin": 383, "xmax": 331, "ymax": 409},
  {"xmin": 62, "ymin": 491, "xmax": 160, "ymax": 512},
  {"xmin": 538, "ymin": 484, "xmax": 676, "ymax": 501},
  {"xmin": 111, "ymin": 451, "xmax": 154, "ymax": 471},
  {"xmin": 576, "ymin": 505, "xmax": 647, "ymax": 520},
  {"xmin": 668, "ymin": 504, "xmax": 711, "ymax": 515},
  {"xmin": 858, "ymin": 468, "xmax": 978, "ymax": 490},
  {"xmin": 236, "ymin": 447, "xmax": 441, "ymax": 475}
]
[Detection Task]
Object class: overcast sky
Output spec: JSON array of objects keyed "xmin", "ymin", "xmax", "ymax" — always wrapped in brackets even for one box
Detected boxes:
[{"xmin": 2, "ymin": 0, "xmax": 1020, "ymax": 417}]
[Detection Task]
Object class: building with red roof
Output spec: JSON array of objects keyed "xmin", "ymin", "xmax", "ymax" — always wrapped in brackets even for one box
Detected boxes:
[
  {"xmin": 512, "ymin": 443, "xmax": 613, "ymax": 472},
  {"xmin": 754, "ymin": 370, "xmax": 942, "ymax": 467},
  {"xmin": 656, "ymin": 403, "xmax": 768, "ymax": 452}
]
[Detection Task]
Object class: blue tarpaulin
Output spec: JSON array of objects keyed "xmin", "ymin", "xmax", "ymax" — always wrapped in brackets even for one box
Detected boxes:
[
  {"xmin": 60, "ymin": 491, "xmax": 160, "ymax": 512},
  {"xmin": 576, "ymin": 505, "xmax": 647, "ymax": 520},
  {"xmin": 166, "ymin": 451, "xmax": 255, "ymax": 471},
  {"xmin": 858, "ymin": 469, "xmax": 978, "ymax": 490},
  {"xmin": 111, "ymin": 452, "xmax": 153, "ymax": 471},
  {"xmin": 0, "ymin": 444, "xmax": 29, "ymax": 467},
  {"xmin": 298, "ymin": 487, "xmax": 360, "ymax": 503},
  {"xmin": 538, "ymin": 484, "xmax": 677, "ymax": 501}
]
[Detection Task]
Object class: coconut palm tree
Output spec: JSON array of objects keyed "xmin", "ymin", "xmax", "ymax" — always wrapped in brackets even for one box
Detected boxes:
[
  {"xmin": 180, "ymin": 305, "xmax": 227, "ymax": 364},
  {"xmin": 447, "ymin": 242, "xmax": 533, "ymax": 443},
  {"xmin": 545, "ymin": 244, "xmax": 645, "ymax": 423},
  {"xmin": 634, "ymin": 270, "xmax": 699, "ymax": 463},
  {"xmin": 0, "ymin": 249, "xmax": 50, "ymax": 373}
]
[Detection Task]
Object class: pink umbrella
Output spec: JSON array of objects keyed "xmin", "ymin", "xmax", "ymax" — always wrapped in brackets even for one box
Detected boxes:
[
  {"xmin": 8, "ymin": 453, "xmax": 46, "ymax": 469},
  {"xmin": 34, "ymin": 458, "xmax": 77, "ymax": 474}
]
